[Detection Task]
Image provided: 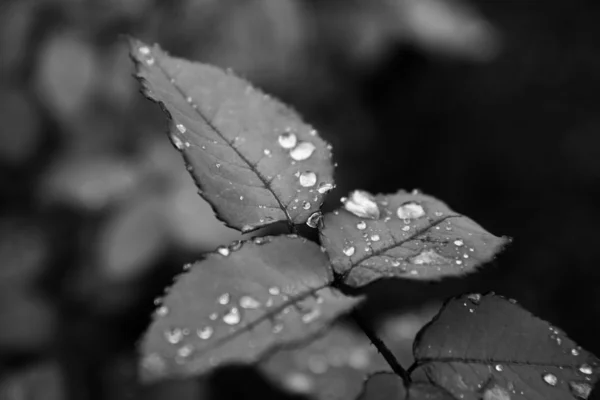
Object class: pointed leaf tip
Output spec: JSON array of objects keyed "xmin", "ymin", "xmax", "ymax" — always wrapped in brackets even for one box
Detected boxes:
[
  {"xmin": 139, "ymin": 235, "xmax": 361, "ymax": 382},
  {"xmin": 129, "ymin": 39, "xmax": 335, "ymax": 233},
  {"xmin": 319, "ymin": 189, "xmax": 509, "ymax": 287}
]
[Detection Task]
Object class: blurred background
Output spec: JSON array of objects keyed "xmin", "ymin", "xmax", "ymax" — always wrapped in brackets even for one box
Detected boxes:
[{"xmin": 1, "ymin": 0, "xmax": 600, "ymax": 398}]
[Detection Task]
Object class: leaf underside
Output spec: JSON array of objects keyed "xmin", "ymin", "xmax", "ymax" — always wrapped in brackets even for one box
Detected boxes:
[
  {"xmin": 139, "ymin": 235, "xmax": 360, "ymax": 382},
  {"xmin": 129, "ymin": 38, "xmax": 335, "ymax": 233},
  {"xmin": 261, "ymin": 323, "xmax": 390, "ymax": 400},
  {"xmin": 358, "ymin": 373, "xmax": 455, "ymax": 400},
  {"xmin": 320, "ymin": 190, "xmax": 509, "ymax": 287},
  {"xmin": 414, "ymin": 293, "xmax": 600, "ymax": 400}
]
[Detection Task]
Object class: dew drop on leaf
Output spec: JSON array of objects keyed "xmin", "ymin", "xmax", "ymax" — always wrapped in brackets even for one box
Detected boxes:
[
  {"xmin": 302, "ymin": 201, "xmax": 311, "ymax": 210},
  {"xmin": 272, "ymin": 323, "xmax": 284, "ymax": 333},
  {"xmin": 278, "ymin": 130, "xmax": 297, "ymax": 149},
  {"xmin": 290, "ymin": 142, "xmax": 316, "ymax": 161},
  {"xmin": 176, "ymin": 123, "xmax": 186, "ymax": 134},
  {"xmin": 222, "ymin": 307, "xmax": 241, "ymax": 325},
  {"xmin": 306, "ymin": 211, "xmax": 323, "ymax": 229},
  {"xmin": 343, "ymin": 246, "xmax": 356, "ymax": 257},
  {"xmin": 218, "ymin": 293, "xmax": 230, "ymax": 305},
  {"xmin": 343, "ymin": 190, "xmax": 380, "ymax": 219},
  {"xmin": 483, "ymin": 385, "xmax": 511, "ymax": 400},
  {"xmin": 396, "ymin": 202, "xmax": 425, "ymax": 219},
  {"xmin": 299, "ymin": 172, "xmax": 317, "ymax": 187},
  {"xmin": 370, "ymin": 234, "xmax": 380, "ymax": 242},
  {"xmin": 495, "ymin": 364, "xmax": 504, "ymax": 371},
  {"xmin": 356, "ymin": 221, "xmax": 366, "ymax": 230},
  {"xmin": 197, "ymin": 326, "xmax": 213, "ymax": 340},
  {"xmin": 402, "ymin": 225, "xmax": 410, "ymax": 232},
  {"xmin": 177, "ymin": 344, "xmax": 193, "ymax": 358},
  {"xmin": 283, "ymin": 372, "xmax": 314, "ymax": 394},
  {"xmin": 410, "ymin": 249, "xmax": 451, "ymax": 265},
  {"xmin": 301, "ymin": 308, "xmax": 321, "ymax": 323},
  {"xmin": 156, "ymin": 306, "xmax": 168, "ymax": 317},
  {"xmin": 569, "ymin": 381, "xmax": 592, "ymax": 399},
  {"xmin": 164, "ymin": 328, "xmax": 184, "ymax": 344},
  {"xmin": 543, "ymin": 373, "xmax": 558, "ymax": 386},
  {"xmin": 217, "ymin": 246, "xmax": 230, "ymax": 256},
  {"xmin": 239, "ymin": 295, "xmax": 261, "ymax": 309},
  {"xmin": 141, "ymin": 353, "xmax": 166, "ymax": 376},
  {"xmin": 209, "ymin": 312, "xmax": 218, "ymax": 320},
  {"xmin": 572, "ymin": 349, "xmax": 580, "ymax": 356},
  {"xmin": 170, "ymin": 134, "xmax": 185, "ymax": 150},
  {"xmin": 268, "ymin": 286, "xmax": 280, "ymax": 296},
  {"xmin": 579, "ymin": 364, "xmax": 593, "ymax": 375},
  {"xmin": 317, "ymin": 182, "xmax": 334, "ymax": 194},
  {"xmin": 454, "ymin": 239, "xmax": 464, "ymax": 246},
  {"xmin": 467, "ymin": 293, "xmax": 482, "ymax": 305}
]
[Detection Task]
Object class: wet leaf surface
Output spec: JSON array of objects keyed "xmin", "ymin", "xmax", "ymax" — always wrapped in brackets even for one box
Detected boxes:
[
  {"xmin": 320, "ymin": 190, "xmax": 508, "ymax": 287},
  {"xmin": 261, "ymin": 322, "xmax": 389, "ymax": 399},
  {"xmin": 139, "ymin": 235, "xmax": 360, "ymax": 382},
  {"xmin": 129, "ymin": 38, "xmax": 335, "ymax": 233},
  {"xmin": 358, "ymin": 373, "xmax": 455, "ymax": 400},
  {"xmin": 413, "ymin": 293, "xmax": 600, "ymax": 400}
]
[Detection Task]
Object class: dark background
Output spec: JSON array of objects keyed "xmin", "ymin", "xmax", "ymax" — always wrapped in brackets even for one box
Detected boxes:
[{"xmin": 1, "ymin": 0, "xmax": 599, "ymax": 398}]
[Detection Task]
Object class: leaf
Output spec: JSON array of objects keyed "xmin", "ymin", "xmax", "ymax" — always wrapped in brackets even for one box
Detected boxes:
[
  {"xmin": 139, "ymin": 235, "xmax": 360, "ymax": 382},
  {"xmin": 413, "ymin": 293, "xmax": 600, "ymax": 400},
  {"xmin": 358, "ymin": 373, "xmax": 456, "ymax": 400},
  {"xmin": 319, "ymin": 190, "xmax": 508, "ymax": 287},
  {"xmin": 129, "ymin": 38, "xmax": 335, "ymax": 233},
  {"xmin": 261, "ymin": 322, "xmax": 389, "ymax": 399}
]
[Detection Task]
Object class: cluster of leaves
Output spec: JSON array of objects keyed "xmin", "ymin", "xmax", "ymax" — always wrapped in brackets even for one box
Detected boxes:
[{"xmin": 130, "ymin": 38, "xmax": 599, "ymax": 399}]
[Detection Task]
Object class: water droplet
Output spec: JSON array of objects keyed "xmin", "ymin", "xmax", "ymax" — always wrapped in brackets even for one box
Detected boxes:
[
  {"xmin": 141, "ymin": 353, "xmax": 166, "ymax": 376},
  {"xmin": 467, "ymin": 293, "xmax": 482, "ymax": 305},
  {"xmin": 217, "ymin": 246, "xmax": 230, "ymax": 256},
  {"xmin": 139, "ymin": 46, "xmax": 151, "ymax": 55},
  {"xmin": 343, "ymin": 246, "xmax": 355, "ymax": 256},
  {"xmin": 483, "ymin": 386, "xmax": 511, "ymax": 400},
  {"xmin": 317, "ymin": 182, "xmax": 334, "ymax": 194},
  {"xmin": 410, "ymin": 249, "xmax": 451, "ymax": 265},
  {"xmin": 301, "ymin": 308, "xmax": 321, "ymax": 323},
  {"xmin": 164, "ymin": 328, "xmax": 183, "ymax": 344},
  {"xmin": 434, "ymin": 211, "xmax": 444, "ymax": 217},
  {"xmin": 572, "ymin": 348, "xmax": 580, "ymax": 356},
  {"xmin": 268, "ymin": 286, "xmax": 281, "ymax": 296},
  {"xmin": 579, "ymin": 364, "xmax": 593, "ymax": 375},
  {"xmin": 278, "ymin": 131, "xmax": 297, "ymax": 149},
  {"xmin": 156, "ymin": 306, "xmax": 169, "ymax": 317},
  {"xmin": 171, "ymin": 134, "xmax": 185, "ymax": 150},
  {"xmin": 290, "ymin": 142, "xmax": 316, "ymax": 161},
  {"xmin": 306, "ymin": 212, "xmax": 323, "ymax": 228},
  {"xmin": 569, "ymin": 381, "xmax": 592, "ymax": 399},
  {"xmin": 495, "ymin": 364, "xmax": 504, "ymax": 371},
  {"xmin": 370, "ymin": 234, "xmax": 380, "ymax": 242},
  {"xmin": 272, "ymin": 323, "xmax": 283, "ymax": 333},
  {"xmin": 283, "ymin": 372, "xmax": 314, "ymax": 394},
  {"xmin": 239, "ymin": 295, "xmax": 261, "ymax": 309},
  {"xmin": 209, "ymin": 312, "xmax": 218, "ymax": 320},
  {"xmin": 176, "ymin": 124, "xmax": 186, "ymax": 134},
  {"xmin": 396, "ymin": 202, "xmax": 425, "ymax": 219},
  {"xmin": 543, "ymin": 373, "xmax": 558, "ymax": 386},
  {"xmin": 218, "ymin": 293, "xmax": 230, "ymax": 305},
  {"xmin": 146, "ymin": 57, "xmax": 155, "ymax": 66},
  {"xmin": 348, "ymin": 348, "xmax": 371, "ymax": 370},
  {"xmin": 215, "ymin": 163, "xmax": 221, "ymax": 168},
  {"xmin": 197, "ymin": 326, "xmax": 213, "ymax": 339},
  {"xmin": 356, "ymin": 221, "xmax": 367, "ymax": 230},
  {"xmin": 343, "ymin": 190, "xmax": 380, "ymax": 219},
  {"xmin": 391, "ymin": 259, "xmax": 401, "ymax": 267},
  {"xmin": 302, "ymin": 201, "xmax": 311, "ymax": 210},
  {"xmin": 223, "ymin": 307, "xmax": 241, "ymax": 325},
  {"xmin": 402, "ymin": 225, "xmax": 410, "ymax": 232},
  {"xmin": 230, "ymin": 240, "xmax": 243, "ymax": 251},
  {"xmin": 299, "ymin": 171, "xmax": 317, "ymax": 187},
  {"xmin": 454, "ymin": 239, "xmax": 464, "ymax": 246},
  {"xmin": 263, "ymin": 149, "xmax": 271, "ymax": 156},
  {"xmin": 177, "ymin": 345, "xmax": 193, "ymax": 358}
]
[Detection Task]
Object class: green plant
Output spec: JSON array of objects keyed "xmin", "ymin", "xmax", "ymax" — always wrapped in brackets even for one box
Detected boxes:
[{"xmin": 129, "ymin": 38, "xmax": 599, "ymax": 400}]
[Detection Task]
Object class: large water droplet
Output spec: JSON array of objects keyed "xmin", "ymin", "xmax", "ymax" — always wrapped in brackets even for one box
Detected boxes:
[
  {"xmin": 356, "ymin": 221, "xmax": 367, "ymax": 230},
  {"xmin": 543, "ymin": 373, "xmax": 558, "ymax": 386},
  {"xmin": 299, "ymin": 172, "xmax": 317, "ymax": 187},
  {"xmin": 495, "ymin": 364, "xmax": 504, "ymax": 372},
  {"xmin": 467, "ymin": 293, "xmax": 482, "ymax": 305},
  {"xmin": 171, "ymin": 134, "xmax": 185, "ymax": 150},
  {"xmin": 290, "ymin": 142, "xmax": 316, "ymax": 161},
  {"xmin": 410, "ymin": 249, "xmax": 451, "ymax": 265},
  {"xmin": 302, "ymin": 201, "xmax": 311, "ymax": 210},
  {"xmin": 278, "ymin": 131, "xmax": 297, "ymax": 149},
  {"xmin": 343, "ymin": 190, "xmax": 380, "ymax": 219},
  {"xmin": 579, "ymin": 364, "xmax": 593, "ymax": 375},
  {"xmin": 370, "ymin": 234, "xmax": 380, "ymax": 242},
  {"xmin": 268, "ymin": 286, "xmax": 281, "ymax": 296},
  {"xmin": 343, "ymin": 246, "xmax": 355, "ymax": 256},
  {"xmin": 569, "ymin": 381, "xmax": 592, "ymax": 399},
  {"xmin": 306, "ymin": 211, "xmax": 323, "ymax": 229},
  {"xmin": 454, "ymin": 239, "xmax": 464, "ymax": 246},
  {"xmin": 164, "ymin": 328, "xmax": 184, "ymax": 344},
  {"xmin": 317, "ymin": 182, "xmax": 334, "ymax": 194},
  {"xmin": 218, "ymin": 293, "xmax": 230, "ymax": 305},
  {"xmin": 239, "ymin": 295, "xmax": 261, "ymax": 309},
  {"xmin": 301, "ymin": 308, "xmax": 321, "ymax": 323},
  {"xmin": 223, "ymin": 307, "xmax": 241, "ymax": 325},
  {"xmin": 483, "ymin": 386, "xmax": 511, "ymax": 400},
  {"xmin": 217, "ymin": 246, "xmax": 230, "ymax": 256},
  {"xmin": 197, "ymin": 326, "xmax": 213, "ymax": 339},
  {"xmin": 396, "ymin": 202, "xmax": 425, "ymax": 219}
]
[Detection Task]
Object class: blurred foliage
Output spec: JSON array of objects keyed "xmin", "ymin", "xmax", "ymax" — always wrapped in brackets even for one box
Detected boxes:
[{"xmin": 0, "ymin": 0, "xmax": 599, "ymax": 399}]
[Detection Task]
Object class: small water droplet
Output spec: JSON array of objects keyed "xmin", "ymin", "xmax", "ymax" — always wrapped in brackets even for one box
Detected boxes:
[
  {"xmin": 197, "ymin": 326, "xmax": 213, "ymax": 339},
  {"xmin": 299, "ymin": 171, "xmax": 317, "ymax": 187},
  {"xmin": 278, "ymin": 131, "xmax": 297, "ymax": 149},
  {"xmin": 218, "ymin": 293, "xmax": 230, "ymax": 305},
  {"xmin": 317, "ymin": 182, "xmax": 334, "ymax": 194},
  {"xmin": 171, "ymin": 134, "xmax": 185, "ymax": 150},
  {"xmin": 263, "ymin": 149, "xmax": 271, "ymax": 156},
  {"xmin": 569, "ymin": 381, "xmax": 592, "ymax": 399},
  {"xmin": 301, "ymin": 308, "xmax": 321, "ymax": 323},
  {"xmin": 268, "ymin": 286, "xmax": 281, "ymax": 296},
  {"xmin": 402, "ymin": 225, "xmax": 410, "ymax": 232},
  {"xmin": 343, "ymin": 190, "xmax": 380, "ymax": 219},
  {"xmin": 370, "ymin": 234, "xmax": 380, "ymax": 241},
  {"xmin": 572, "ymin": 348, "xmax": 580, "ymax": 356},
  {"xmin": 139, "ymin": 46, "xmax": 151, "ymax": 55},
  {"xmin": 302, "ymin": 201, "xmax": 311, "ymax": 210},
  {"xmin": 454, "ymin": 239, "xmax": 464, "ymax": 246},
  {"xmin": 483, "ymin": 386, "xmax": 511, "ymax": 400},
  {"xmin": 434, "ymin": 211, "xmax": 444, "ymax": 217},
  {"xmin": 223, "ymin": 307, "xmax": 241, "ymax": 325},
  {"xmin": 272, "ymin": 323, "xmax": 284, "ymax": 333},
  {"xmin": 209, "ymin": 312, "xmax": 218, "ymax": 320},
  {"xmin": 186, "ymin": 96, "xmax": 193, "ymax": 103},
  {"xmin": 579, "ymin": 364, "xmax": 593, "ymax": 375},
  {"xmin": 356, "ymin": 221, "xmax": 367, "ymax": 230},
  {"xmin": 396, "ymin": 202, "xmax": 425, "ymax": 219},
  {"xmin": 343, "ymin": 246, "xmax": 355, "ymax": 256},
  {"xmin": 391, "ymin": 259, "xmax": 401, "ymax": 267},
  {"xmin": 146, "ymin": 57, "xmax": 155, "ymax": 66},
  {"xmin": 290, "ymin": 142, "xmax": 316, "ymax": 161},
  {"xmin": 177, "ymin": 345, "xmax": 193, "ymax": 359},
  {"xmin": 495, "ymin": 364, "xmax": 504, "ymax": 371},
  {"xmin": 156, "ymin": 306, "xmax": 168, "ymax": 317},
  {"xmin": 283, "ymin": 372, "xmax": 314, "ymax": 394},
  {"xmin": 467, "ymin": 293, "xmax": 482, "ymax": 305},
  {"xmin": 543, "ymin": 373, "xmax": 558, "ymax": 386},
  {"xmin": 176, "ymin": 124, "xmax": 186, "ymax": 134},
  {"xmin": 217, "ymin": 246, "xmax": 230, "ymax": 256},
  {"xmin": 239, "ymin": 295, "xmax": 261, "ymax": 309},
  {"xmin": 306, "ymin": 211, "xmax": 323, "ymax": 228},
  {"xmin": 164, "ymin": 328, "xmax": 184, "ymax": 344},
  {"xmin": 141, "ymin": 353, "xmax": 166, "ymax": 376},
  {"xmin": 215, "ymin": 163, "xmax": 221, "ymax": 168},
  {"xmin": 410, "ymin": 249, "xmax": 451, "ymax": 265}
]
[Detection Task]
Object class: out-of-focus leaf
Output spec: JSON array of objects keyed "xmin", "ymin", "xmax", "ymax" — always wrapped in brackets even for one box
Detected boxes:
[
  {"xmin": 0, "ymin": 292, "xmax": 56, "ymax": 351},
  {"xmin": 413, "ymin": 293, "xmax": 600, "ymax": 400},
  {"xmin": 139, "ymin": 236, "xmax": 360, "ymax": 382},
  {"xmin": 0, "ymin": 87, "xmax": 40, "ymax": 165},
  {"xmin": 358, "ymin": 373, "xmax": 455, "ymax": 400},
  {"xmin": 320, "ymin": 190, "xmax": 508, "ymax": 287},
  {"xmin": 261, "ymin": 323, "xmax": 389, "ymax": 399},
  {"xmin": 129, "ymin": 38, "xmax": 335, "ymax": 233},
  {"xmin": 0, "ymin": 361, "xmax": 65, "ymax": 400}
]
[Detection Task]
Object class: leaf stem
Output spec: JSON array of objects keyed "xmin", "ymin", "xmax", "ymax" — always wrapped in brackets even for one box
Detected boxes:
[{"xmin": 352, "ymin": 311, "xmax": 411, "ymax": 386}]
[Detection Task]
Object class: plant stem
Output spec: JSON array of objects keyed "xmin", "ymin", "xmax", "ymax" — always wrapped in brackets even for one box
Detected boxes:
[{"xmin": 352, "ymin": 311, "xmax": 411, "ymax": 386}]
